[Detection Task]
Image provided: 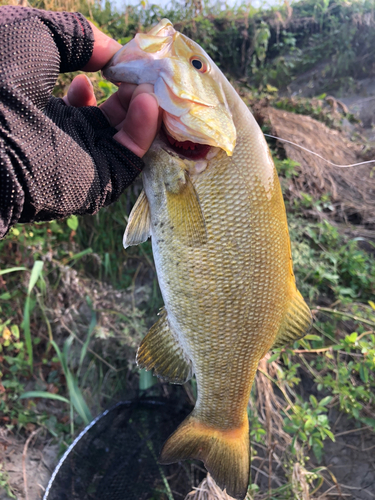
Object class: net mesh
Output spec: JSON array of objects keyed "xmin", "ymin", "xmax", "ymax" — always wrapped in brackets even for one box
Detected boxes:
[{"xmin": 44, "ymin": 398, "xmax": 193, "ymax": 500}]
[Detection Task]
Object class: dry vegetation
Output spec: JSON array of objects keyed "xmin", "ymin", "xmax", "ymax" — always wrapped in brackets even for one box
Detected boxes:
[{"xmin": 259, "ymin": 105, "xmax": 375, "ymax": 227}]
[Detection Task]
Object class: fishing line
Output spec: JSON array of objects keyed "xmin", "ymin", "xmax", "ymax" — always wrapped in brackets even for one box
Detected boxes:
[{"xmin": 264, "ymin": 133, "xmax": 375, "ymax": 168}]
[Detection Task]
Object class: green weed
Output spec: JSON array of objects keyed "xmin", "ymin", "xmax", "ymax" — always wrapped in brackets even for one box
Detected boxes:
[
  {"xmin": 274, "ymin": 156, "xmax": 300, "ymax": 179},
  {"xmin": 284, "ymin": 395, "xmax": 334, "ymax": 462},
  {"xmin": 289, "ymin": 217, "xmax": 375, "ymax": 302},
  {"xmin": 21, "ymin": 335, "xmax": 93, "ymax": 432},
  {"xmin": 0, "ymin": 463, "xmax": 16, "ymax": 499}
]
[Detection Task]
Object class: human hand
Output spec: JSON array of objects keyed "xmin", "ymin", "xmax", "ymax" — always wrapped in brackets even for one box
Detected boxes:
[{"xmin": 63, "ymin": 23, "xmax": 161, "ymax": 158}]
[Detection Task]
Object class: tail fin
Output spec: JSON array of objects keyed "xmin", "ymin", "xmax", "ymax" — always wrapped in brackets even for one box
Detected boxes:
[{"xmin": 159, "ymin": 413, "xmax": 250, "ymax": 500}]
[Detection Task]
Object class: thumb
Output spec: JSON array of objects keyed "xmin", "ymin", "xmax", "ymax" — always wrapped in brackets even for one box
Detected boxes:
[
  {"xmin": 63, "ymin": 74, "xmax": 97, "ymax": 107},
  {"xmin": 83, "ymin": 22, "xmax": 121, "ymax": 72}
]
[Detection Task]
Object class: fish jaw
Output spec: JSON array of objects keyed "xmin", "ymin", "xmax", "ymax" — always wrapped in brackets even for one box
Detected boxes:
[{"xmin": 102, "ymin": 19, "xmax": 236, "ymax": 156}]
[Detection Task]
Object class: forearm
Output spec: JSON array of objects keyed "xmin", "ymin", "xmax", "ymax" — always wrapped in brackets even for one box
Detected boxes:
[
  {"xmin": 0, "ymin": 101, "xmax": 143, "ymax": 236},
  {"xmin": 0, "ymin": 6, "xmax": 94, "ymax": 74},
  {"xmin": 0, "ymin": 6, "xmax": 143, "ymax": 238}
]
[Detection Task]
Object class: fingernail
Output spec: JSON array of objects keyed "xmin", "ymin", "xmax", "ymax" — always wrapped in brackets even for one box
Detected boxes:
[
  {"xmin": 149, "ymin": 93, "xmax": 159, "ymax": 106},
  {"xmin": 83, "ymin": 75, "xmax": 94, "ymax": 90}
]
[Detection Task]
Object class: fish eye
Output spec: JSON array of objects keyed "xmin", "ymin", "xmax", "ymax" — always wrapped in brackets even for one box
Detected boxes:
[{"xmin": 190, "ymin": 56, "xmax": 207, "ymax": 73}]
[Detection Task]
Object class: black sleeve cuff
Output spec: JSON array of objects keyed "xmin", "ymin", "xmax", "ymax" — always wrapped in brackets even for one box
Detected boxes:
[{"xmin": 39, "ymin": 10, "xmax": 94, "ymax": 72}]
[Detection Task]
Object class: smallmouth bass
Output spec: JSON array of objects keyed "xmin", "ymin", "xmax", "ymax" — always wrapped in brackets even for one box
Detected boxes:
[{"xmin": 103, "ymin": 20, "xmax": 312, "ymax": 500}]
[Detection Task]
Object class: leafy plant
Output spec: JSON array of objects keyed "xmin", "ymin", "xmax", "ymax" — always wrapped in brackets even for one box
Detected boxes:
[
  {"xmin": 274, "ymin": 157, "xmax": 300, "ymax": 179},
  {"xmin": 0, "ymin": 464, "xmax": 16, "ymax": 499},
  {"xmin": 284, "ymin": 395, "xmax": 334, "ymax": 462}
]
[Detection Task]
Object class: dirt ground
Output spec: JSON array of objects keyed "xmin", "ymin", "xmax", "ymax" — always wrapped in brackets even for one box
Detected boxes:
[
  {"xmin": 286, "ymin": 71, "xmax": 375, "ymax": 145},
  {"xmin": 0, "ymin": 434, "xmax": 58, "ymax": 500},
  {"xmin": 321, "ymin": 410, "xmax": 375, "ymax": 499}
]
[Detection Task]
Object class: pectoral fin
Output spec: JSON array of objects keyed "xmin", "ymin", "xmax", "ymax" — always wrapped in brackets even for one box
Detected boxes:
[
  {"xmin": 123, "ymin": 190, "xmax": 151, "ymax": 248},
  {"xmin": 272, "ymin": 289, "xmax": 313, "ymax": 349},
  {"xmin": 137, "ymin": 307, "xmax": 193, "ymax": 384},
  {"xmin": 166, "ymin": 173, "xmax": 207, "ymax": 247}
]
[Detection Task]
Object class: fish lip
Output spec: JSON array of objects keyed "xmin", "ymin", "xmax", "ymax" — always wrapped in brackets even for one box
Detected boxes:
[
  {"xmin": 101, "ymin": 59, "xmax": 119, "ymax": 84},
  {"xmin": 160, "ymin": 127, "xmax": 212, "ymax": 161},
  {"xmin": 101, "ymin": 67, "xmax": 121, "ymax": 86}
]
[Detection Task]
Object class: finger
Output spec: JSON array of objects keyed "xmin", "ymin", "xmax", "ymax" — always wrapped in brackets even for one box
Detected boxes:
[
  {"xmin": 127, "ymin": 83, "xmax": 155, "ymax": 107},
  {"xmin": 63, "ymin": 74, "xmax": 97, "ymax": 107},
  {"xmin": 113, "ymin": 92, "xmax": 161, "ymax": 158},
  {"xmin": 100, "ymin": 83, "xmax": 137, "ymax": 127},
  {"xmin": 83, "ymin": 22, "xmax": 121, "ymax": 72},
  {"xmin": 100, "ymin": 83, "xmax": 155, "ymax": 129},
  {"xmin": 116, "ymin": 94, "xmax": 163, "ymax": 133}
]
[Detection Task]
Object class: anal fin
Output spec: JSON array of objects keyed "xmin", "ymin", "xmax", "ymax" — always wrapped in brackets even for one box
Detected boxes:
[
  {"xmin": 136, "ymin": 307, "xmax": 193, "ymax": 384},
  {"xmin": 272, "ymin": 289, "xmax": 313, "ymax": 349}
]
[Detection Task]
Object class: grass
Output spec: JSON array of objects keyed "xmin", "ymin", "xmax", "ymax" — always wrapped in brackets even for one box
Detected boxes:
[{"xmin": 1, "ymin": 0, "xmax": 375, "ymax": 497}]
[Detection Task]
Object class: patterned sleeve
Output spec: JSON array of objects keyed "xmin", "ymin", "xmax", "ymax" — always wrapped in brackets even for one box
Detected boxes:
[{"xmin": 0, "ymin": 6, "xmax": 144, "ymax": 238}]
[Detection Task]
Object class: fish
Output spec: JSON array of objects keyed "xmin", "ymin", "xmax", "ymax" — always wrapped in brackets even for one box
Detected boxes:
[{"xmin": 103, "ymin": 19, "xmax": 312, "ymax": 500}]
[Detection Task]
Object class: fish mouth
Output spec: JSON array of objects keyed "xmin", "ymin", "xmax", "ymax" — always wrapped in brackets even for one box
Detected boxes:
[{"xmin": 161, "ymin": 128, "xmax": 211, "ymax": 160}]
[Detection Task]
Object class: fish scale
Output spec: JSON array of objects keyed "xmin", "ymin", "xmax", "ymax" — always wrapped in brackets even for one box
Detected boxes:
[
  {"xmin": 104, "ymin": 18, "xmax": 312, "ymax": 500},
  {"xmin": 147, "ymin": 131, "xmax": 288, "ymax": 444}
]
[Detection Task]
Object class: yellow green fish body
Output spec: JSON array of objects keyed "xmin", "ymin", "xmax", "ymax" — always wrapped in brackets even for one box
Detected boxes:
[{"xmin": 104, "ymin": 20, "xmax": 312, "ymax": 500}]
